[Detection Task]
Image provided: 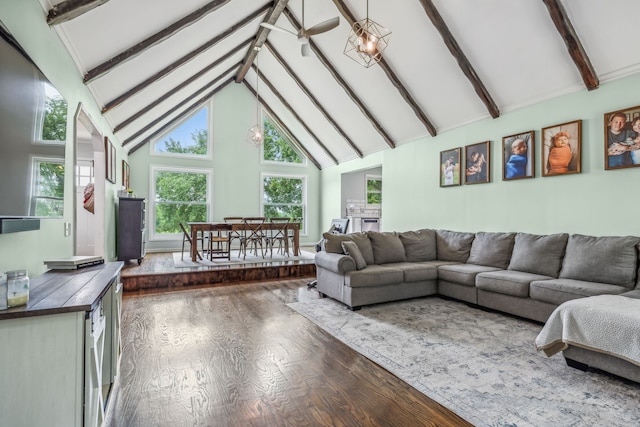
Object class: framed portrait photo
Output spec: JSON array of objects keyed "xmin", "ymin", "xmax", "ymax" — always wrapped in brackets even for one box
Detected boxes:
[
  {"xmin": 542, "ymin": 120, "xmax": 581, "ymax": 177},
  {"xmin": 604, "ymin": 105, "xmax": 640, "ymax": 170},
  {"xmin": 105, "ymin": 137, "xmax": 116, "ymax": 183},
  {"xmin": 439, "ymin": 147, "xmax": 461, "ymax": 187},
  {"xmin": 464, "ymin": 141, "xmax": 490, "ymax": 185},
  {"xmin": 502, "ymin": 131, "xmax": 534, "ymax": 181}
]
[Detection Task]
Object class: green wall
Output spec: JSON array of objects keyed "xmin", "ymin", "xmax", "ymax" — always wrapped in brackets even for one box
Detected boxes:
[
  {"xmin": 322, "ymin": 73, "xmax": 640, "ymax": 237},
  {"xmin": 0, "ymin": 0, "xmax": 121, "ymax": 276},
  {"xmin": 129, "ymin": 83, "xmax": 322, "ymax": 252}
]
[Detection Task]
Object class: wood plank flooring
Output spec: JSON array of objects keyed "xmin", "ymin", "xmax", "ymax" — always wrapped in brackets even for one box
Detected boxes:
[{"xmin": 105, "ymin": 279, "xmax": 473, "ymax": 427}]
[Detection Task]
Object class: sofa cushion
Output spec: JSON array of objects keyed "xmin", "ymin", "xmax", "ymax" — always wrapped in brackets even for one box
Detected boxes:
[
  {"xmin": 383, "ymin": 262, "xmax": 438, "ymax": 282},
  {"xmin": 341, "ymin": 241, "xmax": 366, "ymax": 270},
  {"xmin": 345, "ymin": 265, "xmax": 404, "ymax": 288},
  {"xmin": 368, "ymin": 231, "xmax": 407, "ymax": 264},
  {"xmin": 467, "ymin": 232, "xmax": 515, "ymax": 269},
  {"xmin": 558, "ymin": 234, "xmax": 640, "ymax": 290},
  {"xmin": 530, "ymin": 278, "xmax": 628, "ymax": 305},
  {"xmin": 322, "ymin": 232, "xmax": 352, "ymax": 254},
  {"xmin": 637, "ymin": 242, "xmax": 640, "ymax": 290},
  {"xmin": 508, "ymin": 233, "xmax": 568, "ymax": 277},
  {"xmin": 437, "ymin": 263, "xmax": 501, "ymax": 287},
  {"xmin": 399, "ymin": 229, "xmax": 436, "ymax": 262},
  {"xmin": 476, "ymin": 270, "xmax": 551, "ymax": 298},
  {"xmin": 436, "ymin": 230, "xmax": 475, "ymax": 262},
  {"xmin": 350, "ymin": 232, "xmax": 375, "ymax": 265}
]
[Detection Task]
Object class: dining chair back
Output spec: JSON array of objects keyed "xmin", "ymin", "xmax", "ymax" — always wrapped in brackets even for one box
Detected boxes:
[
  {"xmin": 266, "ymin": 217, "xmax": 290, "ymax": 257},
  {"xmin": 224, "ymin": 217, "xmax": 244, "ymax": 256}
]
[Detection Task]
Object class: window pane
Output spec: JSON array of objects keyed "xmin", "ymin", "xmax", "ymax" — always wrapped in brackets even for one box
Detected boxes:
[
  {"xmin": 263, "ymin": 176, "xmax": 302, "ymax": 204},
  {"xmin": 155, "ymin": 203, "xmax": 207, "ymax": 234},
  {"xmin": 34, "ymin": 160, "xmax": 64, "ymax": 217},
  {"xmin": 263, "ymin": 117, "xmax": 303, "ymax": 163},
  {"xmin": 156, "ymin": 171, "xmax": 207, "ymax": 202},
  {"xmin": 41, "ymin": 83, "xmax": 67, "ymax": 142},
  {"xmin": 153, "ymin": 107, "xmax": 209, "ymax": 156}
]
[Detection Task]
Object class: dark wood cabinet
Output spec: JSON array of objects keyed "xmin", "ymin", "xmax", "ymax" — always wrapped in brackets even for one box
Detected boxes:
[{"xmin": 117, "ymin": 197, "xmax": 146, "ymax": 264}]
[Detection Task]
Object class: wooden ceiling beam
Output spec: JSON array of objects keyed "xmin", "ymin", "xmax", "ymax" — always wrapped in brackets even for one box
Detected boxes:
[
  {"xmin": 243, "ymin": 81, "xmax": 322, "ymax": 169},
  {"xmin": 115, "ymin": 38, "xmax": 252, "ymax": 133},
  {"xmin": 46, "ymin": 0, "xmax": 110, "ymax": 26},
  {"xmin": 235, "ymin": 0, "xmax": 289, "ymax": 82},
  {"xmin": 128, "ymin": 76, "xmax": 235, "ymax": 154},
  {"xmin": 122, "ymin": 63, "xmax": 239, "ymax": 147},
  {"xmin": 102, "ymin": 3, "xmax": 271, "ymax": 114},
  {"xmin": 331, "ymin": 0, "xmax": 437, "ymax": 137},
  {"xmin": 252, "ymin": 64, "xmax": 339, "ymax": 165},
  {"xmin": 282, "ymin": 7, "xmax": 396, "ymax": 150},
  {"xmin": 83, "ymin": 0, "xmax": 231, "ymax": 84},
  {"xmin": 417, "ymin": 0, "xmax": 500, "ymax": 119},
  {"xmin": 264, "ymin": 40, "xmax": 363, "ymax": 158},
  {"xmin": 541, "ymin": 0, "xmax": 599, "ymax": 90}
]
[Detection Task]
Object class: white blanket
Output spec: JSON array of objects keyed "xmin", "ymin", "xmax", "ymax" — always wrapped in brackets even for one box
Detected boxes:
[{"xmin": 535, "ymin": 295, "xmax": 640, "ymax": 366}]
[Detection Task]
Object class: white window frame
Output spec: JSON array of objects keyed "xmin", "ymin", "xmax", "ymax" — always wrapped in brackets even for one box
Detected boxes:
[
  {"xmin": 30, "ymin": 155, "xmax": 65, "ymax": 217},
  {"xmin": 260, "ymin": 172, "xmax": 307, "ymax": 236},
  {"xmin": 365, "ymin": 174, "xmax": 382, "ymax": 208},
  {"xmin": 149, "ymin": 165, "xmax": 212, "ymax": 241},
  {"xmin": 150, "ymin": 102, "xmax": 213, "ymax": 160}
]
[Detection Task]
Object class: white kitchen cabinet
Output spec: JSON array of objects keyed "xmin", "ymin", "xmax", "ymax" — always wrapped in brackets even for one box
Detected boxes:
[{"xmin": 0, "ymin": 262, "xmax": 123, "ymax": 427}]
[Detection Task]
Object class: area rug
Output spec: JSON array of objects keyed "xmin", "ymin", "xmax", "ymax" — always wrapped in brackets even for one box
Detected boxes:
[
  {"xmin": 172, "ymin": 250, "xmax": 314, "ymax": 268},
  {"xmin": 288, "ymin": 297, "xmax": 640, "ymax": 427}
]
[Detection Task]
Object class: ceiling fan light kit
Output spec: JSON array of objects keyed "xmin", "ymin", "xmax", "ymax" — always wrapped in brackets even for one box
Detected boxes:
[{"xmin": 344, "ymin": 0, "xmax": 391, "ymax": 68}]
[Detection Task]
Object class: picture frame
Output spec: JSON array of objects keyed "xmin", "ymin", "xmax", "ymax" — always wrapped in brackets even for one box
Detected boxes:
[
  {"xmin": 105, "ymin": 137, "xmax": 116, "ymax": 183},
  {"xmin": 464, "ymin": 141, "xmax": 490, "ymax": 184},
  {"xmin": 541, "ymin": 120, "xmax": 581, "ymax": 176},
  {"xmin": 122, "ymin": 160, "xmax": 130, "ymax": 190},
  {"xmin": 604, "ymin": 105, "xmax": 640, "ymax": 170},
  {"xmin": 502, "ymin": 131, "xmax": 535, "ymax": 181},
  {"xmin": 439, "ymin": 147, "xmax": 461, "ymax": 187}
]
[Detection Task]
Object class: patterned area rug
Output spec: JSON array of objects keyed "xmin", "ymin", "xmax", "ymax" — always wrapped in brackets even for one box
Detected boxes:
[
  {"xmin": 172, "ymin": 250, "xmax": 314, "ymax": 268},
  {"xmin": 288, "ymin": 296, "xmax": 640, "ymax": 427}
]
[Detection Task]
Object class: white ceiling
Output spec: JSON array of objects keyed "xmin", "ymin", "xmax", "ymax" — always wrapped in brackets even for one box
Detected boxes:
[{"xmin": 37, "ymin": 0, "xmax": 640, "ymax": 168}]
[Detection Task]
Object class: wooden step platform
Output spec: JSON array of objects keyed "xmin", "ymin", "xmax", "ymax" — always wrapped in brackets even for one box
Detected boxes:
[{"xmin": 121, "ymin": 252, "xmax": 316, "ymax": 293}]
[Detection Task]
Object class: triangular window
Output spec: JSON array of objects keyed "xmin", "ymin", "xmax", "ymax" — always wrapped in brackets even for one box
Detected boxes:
[
  {"xmin": 262, "ymin": 115, "xmax": 304, "ymax": 164},
  {"xmin": 153, "ymin": 105, "xmax": 210, "ymax": 157}
]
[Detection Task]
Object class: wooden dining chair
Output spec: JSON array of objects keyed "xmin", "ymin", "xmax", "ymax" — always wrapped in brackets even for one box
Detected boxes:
[
  {"xmin": 239, "ymin": 217, "xmax": 266, "ymax": 260},
  {"xmin": 265, "ymin": 217, "xmax": 290, "ymax": 257},
  {"xmin": 224, "ymin": 217, "xmax": 244, "ymax": 257},
  {"xmin": 207, "ymin": 223, "xmax": 231, "ymax": 260},
  {"xmin": 179, "ymin": 222, "xmax": 205, "ymax": 261}
]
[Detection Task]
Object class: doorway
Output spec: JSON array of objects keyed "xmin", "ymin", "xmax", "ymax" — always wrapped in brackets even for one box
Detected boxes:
[{"xmin": 73, "ymin": 104, "xmax": 105, "ymax": 257}]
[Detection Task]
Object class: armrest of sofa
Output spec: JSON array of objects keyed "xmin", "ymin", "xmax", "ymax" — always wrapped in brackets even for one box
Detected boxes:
[{"xmin": 315, "ymin": 251, "xmax": 357, "ymax": 274}]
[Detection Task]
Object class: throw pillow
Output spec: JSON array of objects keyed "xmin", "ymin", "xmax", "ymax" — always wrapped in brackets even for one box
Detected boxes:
[
  {"xmin": 350, "ymin": 232, "xmax": 375, "ymax": 265},
  {"xmin": 436, "ymin": 230, "xmax": 475, "ymax": 262},
  {"xmin": 508, "ymin": 233, "xmax": 568, "ymax": 277},
  {"xmin": 368, "ymin": 231, "xmax": 406, "ymax": 264},
  {"xmin": 559, "ymin": 234, "xmax": 640, "ymax": 289},
  {"xmin": 467, "ymin": 232, "xmax": 515, "ymax": 269},
  {"xmin": 322, "ymin": 232, "xmax": 352, "ymax": 254},
  {"xmin": 399, "ymin": 229, "xmax": 436, "ymax": 262},
  {"xmin": 342, "ymin": 241, "xmax": 367, "ymax": 270}
]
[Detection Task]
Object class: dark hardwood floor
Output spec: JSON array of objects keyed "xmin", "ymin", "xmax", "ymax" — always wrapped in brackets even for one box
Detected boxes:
[{"xmin": 105, "ymin": 279, "xmax": 473, "ymax": 427}]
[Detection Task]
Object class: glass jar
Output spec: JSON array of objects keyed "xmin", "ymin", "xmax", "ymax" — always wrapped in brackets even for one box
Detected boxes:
[{"xmin": 7, "ymin": 270, "xmax": 29, "ymax": 308}]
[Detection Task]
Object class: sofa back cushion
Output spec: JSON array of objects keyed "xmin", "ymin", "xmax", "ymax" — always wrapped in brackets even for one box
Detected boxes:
[
  {"xmin": 559, "ymin": 234, "xmax": 640, "ymax": 289},
  {"xmin": 508, "ymin": 233, "xmax": 568, "ymax": 277},
  {"xmin": 368, "ymin": 231, "xmax": 406, "ymax": 264},
  {"xmin": 436, "ymin": 230, "xmax": 475, "ymax": 262},
  {"xmin": 350, "ymin": 232, "xmax": 375, "ymax": 265},
  {"xmin": 322, "ymin": 232, "xmax": 352, "ymax": 254},
  {"xmin": 637, "ymin": 243, "xmax": 640, "ymax": 290},
  {"xmin": 399, "ymin": 229, "xmax": 436, "ymax": 262},
  {"xmin": 467, "ymin": 232, "xmax": 515, "ymax": 269}
]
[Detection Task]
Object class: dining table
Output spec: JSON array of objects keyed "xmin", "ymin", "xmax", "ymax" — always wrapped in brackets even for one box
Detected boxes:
[{"xmin": 188, "ymin": 221, "xmax": 301, "ymax": 262}]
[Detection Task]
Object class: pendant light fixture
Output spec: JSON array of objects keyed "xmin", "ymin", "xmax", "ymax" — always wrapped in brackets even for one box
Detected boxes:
[
  {"xmin": 344, "ymin": 0, "xmax": 391, "ymax": 68},
  {"xmin": 247, "ymin": 46, "xmax": 263, "ymax": 147}
]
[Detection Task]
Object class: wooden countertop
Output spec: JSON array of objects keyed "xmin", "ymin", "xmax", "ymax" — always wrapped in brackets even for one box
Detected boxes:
[{"xmin": 0, "ymin": 262, "xmax": 123, "ymax": 321}]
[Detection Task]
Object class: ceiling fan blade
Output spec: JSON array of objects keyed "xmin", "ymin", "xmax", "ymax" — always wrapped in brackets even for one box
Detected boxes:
[
  {"xmin": 260, "ymin": 22, "xmax": 297, "ymax": 37},
  {"xmin": 304, "ymin": 16, "xmax": 339, "ymax": 37},
  {"xmin": 301, "ymin": 43, "xmax": 311, "ymax": 57}
]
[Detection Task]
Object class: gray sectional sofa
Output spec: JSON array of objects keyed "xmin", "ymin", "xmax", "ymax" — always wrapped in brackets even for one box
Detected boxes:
[{"xmin": 314, "ymin": 229, "xmax": 640, "ymax": 382}]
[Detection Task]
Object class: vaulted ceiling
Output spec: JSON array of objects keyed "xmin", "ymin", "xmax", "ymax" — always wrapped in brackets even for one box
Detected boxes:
[{"xmin": 38, "ymin": 0, "xmax": 640, "ymax": 169}]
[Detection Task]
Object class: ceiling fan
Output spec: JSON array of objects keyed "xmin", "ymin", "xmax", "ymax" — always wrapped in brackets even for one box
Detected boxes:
[{"xmin": 260, "ymin": 0, "xmax": 339, "ymax": 57}]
